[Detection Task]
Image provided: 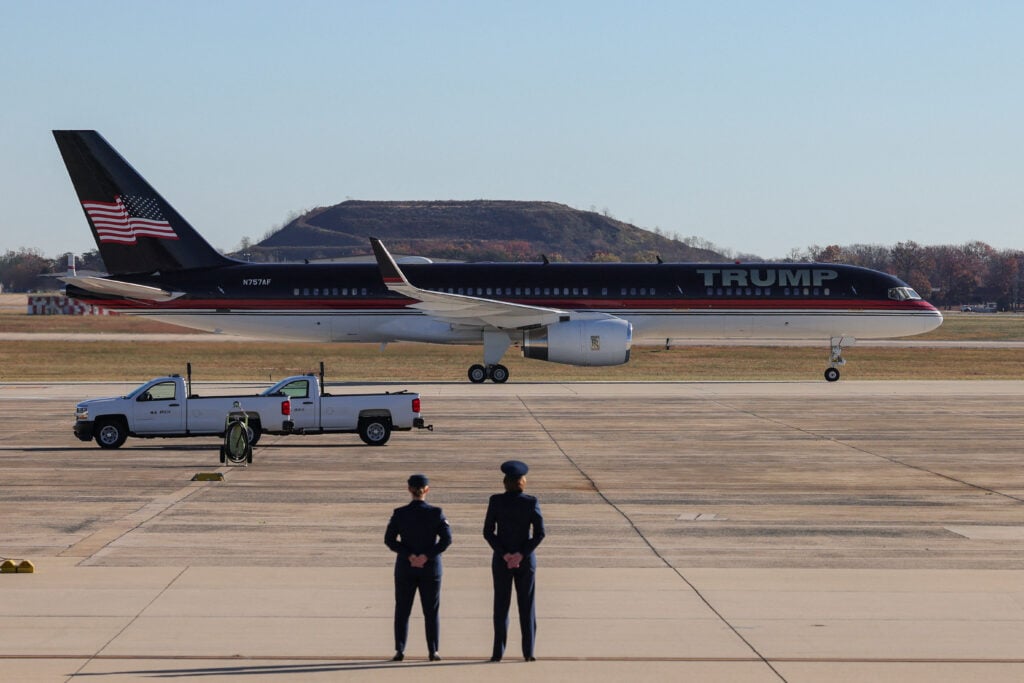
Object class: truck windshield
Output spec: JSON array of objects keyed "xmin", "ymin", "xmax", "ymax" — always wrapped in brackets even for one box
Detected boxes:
[{"xmin": 125, "ymin": 381, "xmax": 155, "ymax": 399}]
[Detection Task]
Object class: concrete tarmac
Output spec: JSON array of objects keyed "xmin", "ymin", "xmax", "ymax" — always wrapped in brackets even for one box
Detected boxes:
[{"xmin": 1, "ymin": 380, "xmax": 1023, "ymax": 682}]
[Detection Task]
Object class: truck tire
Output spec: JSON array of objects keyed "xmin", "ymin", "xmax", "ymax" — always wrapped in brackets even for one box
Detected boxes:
[
  {"xmin": 358, "ymin": 417, "xmax": 391, "ymax": 446},
  {"xmin": 94, "ymin": 418, "xmax": 128, "ymax": 449},
  {"xmin": 248, "ymin": 419, "xmax": 262, "ymax": 446}
]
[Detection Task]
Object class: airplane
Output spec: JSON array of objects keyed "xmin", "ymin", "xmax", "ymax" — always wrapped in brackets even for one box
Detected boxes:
[{"xmin": 54, "ymin": 130, "xmax": 943, "ymax": 383}]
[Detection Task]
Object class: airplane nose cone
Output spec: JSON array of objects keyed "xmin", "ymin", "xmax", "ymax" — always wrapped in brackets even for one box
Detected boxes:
[{"xmin": 924, "ymin": 303, "xmax": 943, "ymax": 333}]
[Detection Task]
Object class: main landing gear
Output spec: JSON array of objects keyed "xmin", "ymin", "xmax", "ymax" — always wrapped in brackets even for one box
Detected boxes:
[
  {"xmin": 468, "ymin": 363, "xmax": 510, "ymax": 384},
  {"xmin": 825, "ymin": 336, "xmax": 854, "ymax": 382},
  {"xmin": 468, "ymin": 331, "xmax": 513, "ymax": 383}
]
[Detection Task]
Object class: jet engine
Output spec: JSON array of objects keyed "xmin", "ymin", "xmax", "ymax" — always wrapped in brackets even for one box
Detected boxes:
[{"xmin": 522, "ymin": 318, "xmax": 632, "ymax": 366}]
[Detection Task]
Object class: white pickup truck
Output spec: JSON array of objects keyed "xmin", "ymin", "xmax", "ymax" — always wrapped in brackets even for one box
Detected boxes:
[
  {"xmin": 74, "ymin": 372, "xmax": 428, "ymax": 449},
  {"xmin": 74, "ymin": 374, "xmax": 294, "ymax": 449},
  {"xmin": 257, "ymin": 373, "xmax": 428, "ymax": 446}
]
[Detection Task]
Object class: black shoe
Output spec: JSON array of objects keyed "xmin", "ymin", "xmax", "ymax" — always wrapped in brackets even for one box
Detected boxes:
[
  {"xmin": 391, "ymin": 652, "xmax": 404, "ymax": 662},
  {"xmin": 429, "ymin": 652, "xmax": 441, "ymax": 661},
  {"xmin": 489, "ymin": 656, "xmax": 502, "ymax": 662},
  {"xmin": 525, "ymin": 655, "xmax": 536, "ymax": 662}
]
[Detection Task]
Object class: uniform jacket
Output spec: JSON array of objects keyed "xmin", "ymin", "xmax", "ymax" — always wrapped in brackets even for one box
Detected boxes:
[
  {"xmin": 483, "ymin": 492, "xmax": 545, "ymax": 559},
  {"xmin": 385, "ymin": 500, "xmax": 452, "ymax": 577}
]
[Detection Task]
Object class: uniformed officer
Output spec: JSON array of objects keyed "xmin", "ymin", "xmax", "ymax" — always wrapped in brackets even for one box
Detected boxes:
[
  {"xmin": 483, "ymin": 459, "xmax": 546, "ymax": 662},
  {"xmin": 385, "ymin": 473, "xmax": 452, "ymax": 662}
]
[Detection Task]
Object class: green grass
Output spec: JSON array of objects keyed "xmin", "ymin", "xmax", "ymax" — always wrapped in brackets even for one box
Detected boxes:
[
  {"xmin": 2, "ymin": 340, "xmax": 1022, "ymax": 382},
  {"xmin": 2, "ymin": 305, "xmax": 1022, "ymax": 382}
]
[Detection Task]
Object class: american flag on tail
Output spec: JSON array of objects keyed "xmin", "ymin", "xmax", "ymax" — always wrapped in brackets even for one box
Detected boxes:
[{"xmin": 81, "ymin": 195, "xmax": 178, "ymax": 244}]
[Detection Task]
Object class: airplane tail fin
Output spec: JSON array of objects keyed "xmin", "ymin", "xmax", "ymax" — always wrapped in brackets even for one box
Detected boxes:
[{"xmin": 53, "ymin": 130, "xmax": 233, "ymax": 275}]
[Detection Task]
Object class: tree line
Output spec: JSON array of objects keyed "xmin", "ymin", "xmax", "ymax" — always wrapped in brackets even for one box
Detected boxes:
[
  {"xmin": 779, "ymin": 241, "xmax": 1022, "ymax": 310},
  {"xmin": 2, "ymin": 241, "xmax": 1021, "ymax": 310}
]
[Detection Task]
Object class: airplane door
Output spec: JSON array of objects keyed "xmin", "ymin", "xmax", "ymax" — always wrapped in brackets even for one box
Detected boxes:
[
  {"xmin": 132, "ymin": 380, "xmax": 185, "ymax": 434},
  {"xmin": 276, "ymin": 378, "xmax": 318, "ymax": 431}
]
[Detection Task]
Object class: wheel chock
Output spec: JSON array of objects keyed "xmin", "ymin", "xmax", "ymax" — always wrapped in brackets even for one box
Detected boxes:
[
  {"xmin": 192, "ymin": 472, "xmax": 225, "ymax": 481},
  {"xmin": 2, "ymin": 559, "xmax": 36, "ymax": 573}
]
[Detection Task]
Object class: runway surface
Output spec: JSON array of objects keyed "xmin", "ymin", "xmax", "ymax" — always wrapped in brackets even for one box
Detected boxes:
[{"xmin": 1, "ymin": 380, "xmax": 1023, "ymax": 681}]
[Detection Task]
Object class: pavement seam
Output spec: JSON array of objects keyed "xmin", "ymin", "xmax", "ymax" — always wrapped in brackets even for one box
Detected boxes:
[
  {"xmin": 711, "ymin": 399, "xmax": 1024, "ymax": 505},
  {"xmin": 62, "ymin": 478, "xmax": 220, "ymax": 563},
  {"xmin": 517, "ymin": 395, "xmax": 789, "ymax": 683},
  {"xmin": 63, "ymin": 566, "xmax": 190, "ymax": 682}
]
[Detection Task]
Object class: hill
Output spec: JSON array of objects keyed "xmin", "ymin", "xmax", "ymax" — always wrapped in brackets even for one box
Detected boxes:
[{"xmin": 248, "ymin": 200, "xmax": 721, "ymax": 262}]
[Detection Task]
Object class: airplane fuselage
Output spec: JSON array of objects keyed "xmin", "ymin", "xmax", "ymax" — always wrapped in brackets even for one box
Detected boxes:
[{"xmin": 66, "ymin": 260, "xmax": 942, "ymax": 344}]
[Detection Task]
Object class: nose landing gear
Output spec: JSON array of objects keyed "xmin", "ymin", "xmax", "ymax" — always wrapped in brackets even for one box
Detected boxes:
[{"xmin": 825, "ymin": 336, "xmax": 854, "ymax": 382}]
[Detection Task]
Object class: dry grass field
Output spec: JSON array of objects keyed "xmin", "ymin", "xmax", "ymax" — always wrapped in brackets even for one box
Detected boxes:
[{"xmin": 2, "ymin": 295, "xmax": 1022, "ymax": 381}]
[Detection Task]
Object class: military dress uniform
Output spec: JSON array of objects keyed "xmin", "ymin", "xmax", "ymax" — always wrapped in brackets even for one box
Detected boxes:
[
  {"xmin": 483, "ymin": 460, "xmax": 546, "ymax": 661},
  {"xmin": 385, "ymin": 475, "xmax": 452, "ymax": 659}
]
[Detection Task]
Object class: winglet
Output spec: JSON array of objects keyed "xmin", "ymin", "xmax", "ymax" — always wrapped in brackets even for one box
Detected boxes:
[{"xmin": 370, "ymin": 237, "xmax": 411, "ymax": 288}]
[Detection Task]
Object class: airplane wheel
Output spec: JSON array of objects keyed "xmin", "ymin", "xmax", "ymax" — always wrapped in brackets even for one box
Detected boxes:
[
  {"xmin": 490, "ymin": 364, "xmax": 509, "ymax": 383},
  {"xmin": 468, "ymin": 364, "xmax": 487, "ymax": 383},
  {"xmin": 824, "ymin": 367, "xmax": 840, "ymax": 382}
]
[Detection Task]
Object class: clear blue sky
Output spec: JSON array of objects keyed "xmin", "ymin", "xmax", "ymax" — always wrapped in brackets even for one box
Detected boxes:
[{"xmin": 3, "ymin": 1, "xmax": 1022, "ymax": 259}]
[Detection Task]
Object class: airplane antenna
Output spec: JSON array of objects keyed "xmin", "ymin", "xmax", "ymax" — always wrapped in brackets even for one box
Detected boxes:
[
  {"xmin": 656, "ymin": 254, "xmax": 663, "ymax": 264},
  {"xmin": 541, "ymin": 254, "xmax": 550, "ymax": 265}
]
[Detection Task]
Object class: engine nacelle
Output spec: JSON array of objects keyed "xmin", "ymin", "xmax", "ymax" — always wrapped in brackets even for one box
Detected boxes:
[{"xmin": 522, "ymin": 318, "xmax": 632, "ymax": 366}]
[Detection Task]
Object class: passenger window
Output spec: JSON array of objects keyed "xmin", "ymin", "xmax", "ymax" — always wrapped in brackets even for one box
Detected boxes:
[
  {"xmin": 280, "ymin": 380, "xmax": 309, "ymax": 399},
  {"xmin": 293, "ymin": 288, "xmax": 300, "ymax": 296},
  {"xmin": 141, "ymin": 381, "xmax": 177, "ymax": 401}
]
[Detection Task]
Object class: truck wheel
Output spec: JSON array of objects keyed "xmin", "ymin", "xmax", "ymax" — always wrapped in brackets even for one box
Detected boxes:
[
  {"xmin": 359, "ymin": 418, "xmax": 391, "ymax": 446},
  {"xmin": 248, "ymin": 420, "xmax": 262, "ymax": 446},
  {"xmin": 94, "ymin": 418, "xmax": 128, "ymax": 449}
]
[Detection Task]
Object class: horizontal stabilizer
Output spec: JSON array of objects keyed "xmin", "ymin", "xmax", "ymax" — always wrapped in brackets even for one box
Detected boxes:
[{"xmin": 60, "ymin": 276, "xmax": 185, "ymax": 302}]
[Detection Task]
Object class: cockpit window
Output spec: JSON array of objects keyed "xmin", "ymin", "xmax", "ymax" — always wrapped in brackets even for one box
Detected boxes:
[{"xmin": 888, "ymin": 287, "xmax": 922, "ymax": 301}]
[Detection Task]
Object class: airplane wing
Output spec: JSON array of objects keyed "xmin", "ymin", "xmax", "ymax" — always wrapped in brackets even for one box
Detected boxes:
[
  {"xmin": 370, "ymin": 238, "xmax": 568, "ymax": 330},
  {"xmin": 60, "ymin": 275, "xmax": 185, "ymax": 302}
]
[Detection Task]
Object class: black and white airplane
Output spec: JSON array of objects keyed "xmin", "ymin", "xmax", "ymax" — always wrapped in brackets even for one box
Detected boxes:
[{"xmin": 54, "ymin": 130, "xmax": 943, "ymax": 383}]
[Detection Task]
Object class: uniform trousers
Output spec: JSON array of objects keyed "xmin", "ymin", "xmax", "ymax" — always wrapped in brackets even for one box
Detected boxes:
[
  {"xmin": 490, "ymin": 555, "xmax": 536, "ymax": 659},
  {"xmin": 394, "ymin": 572, "xmax": 441, "ymax": 654}
]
